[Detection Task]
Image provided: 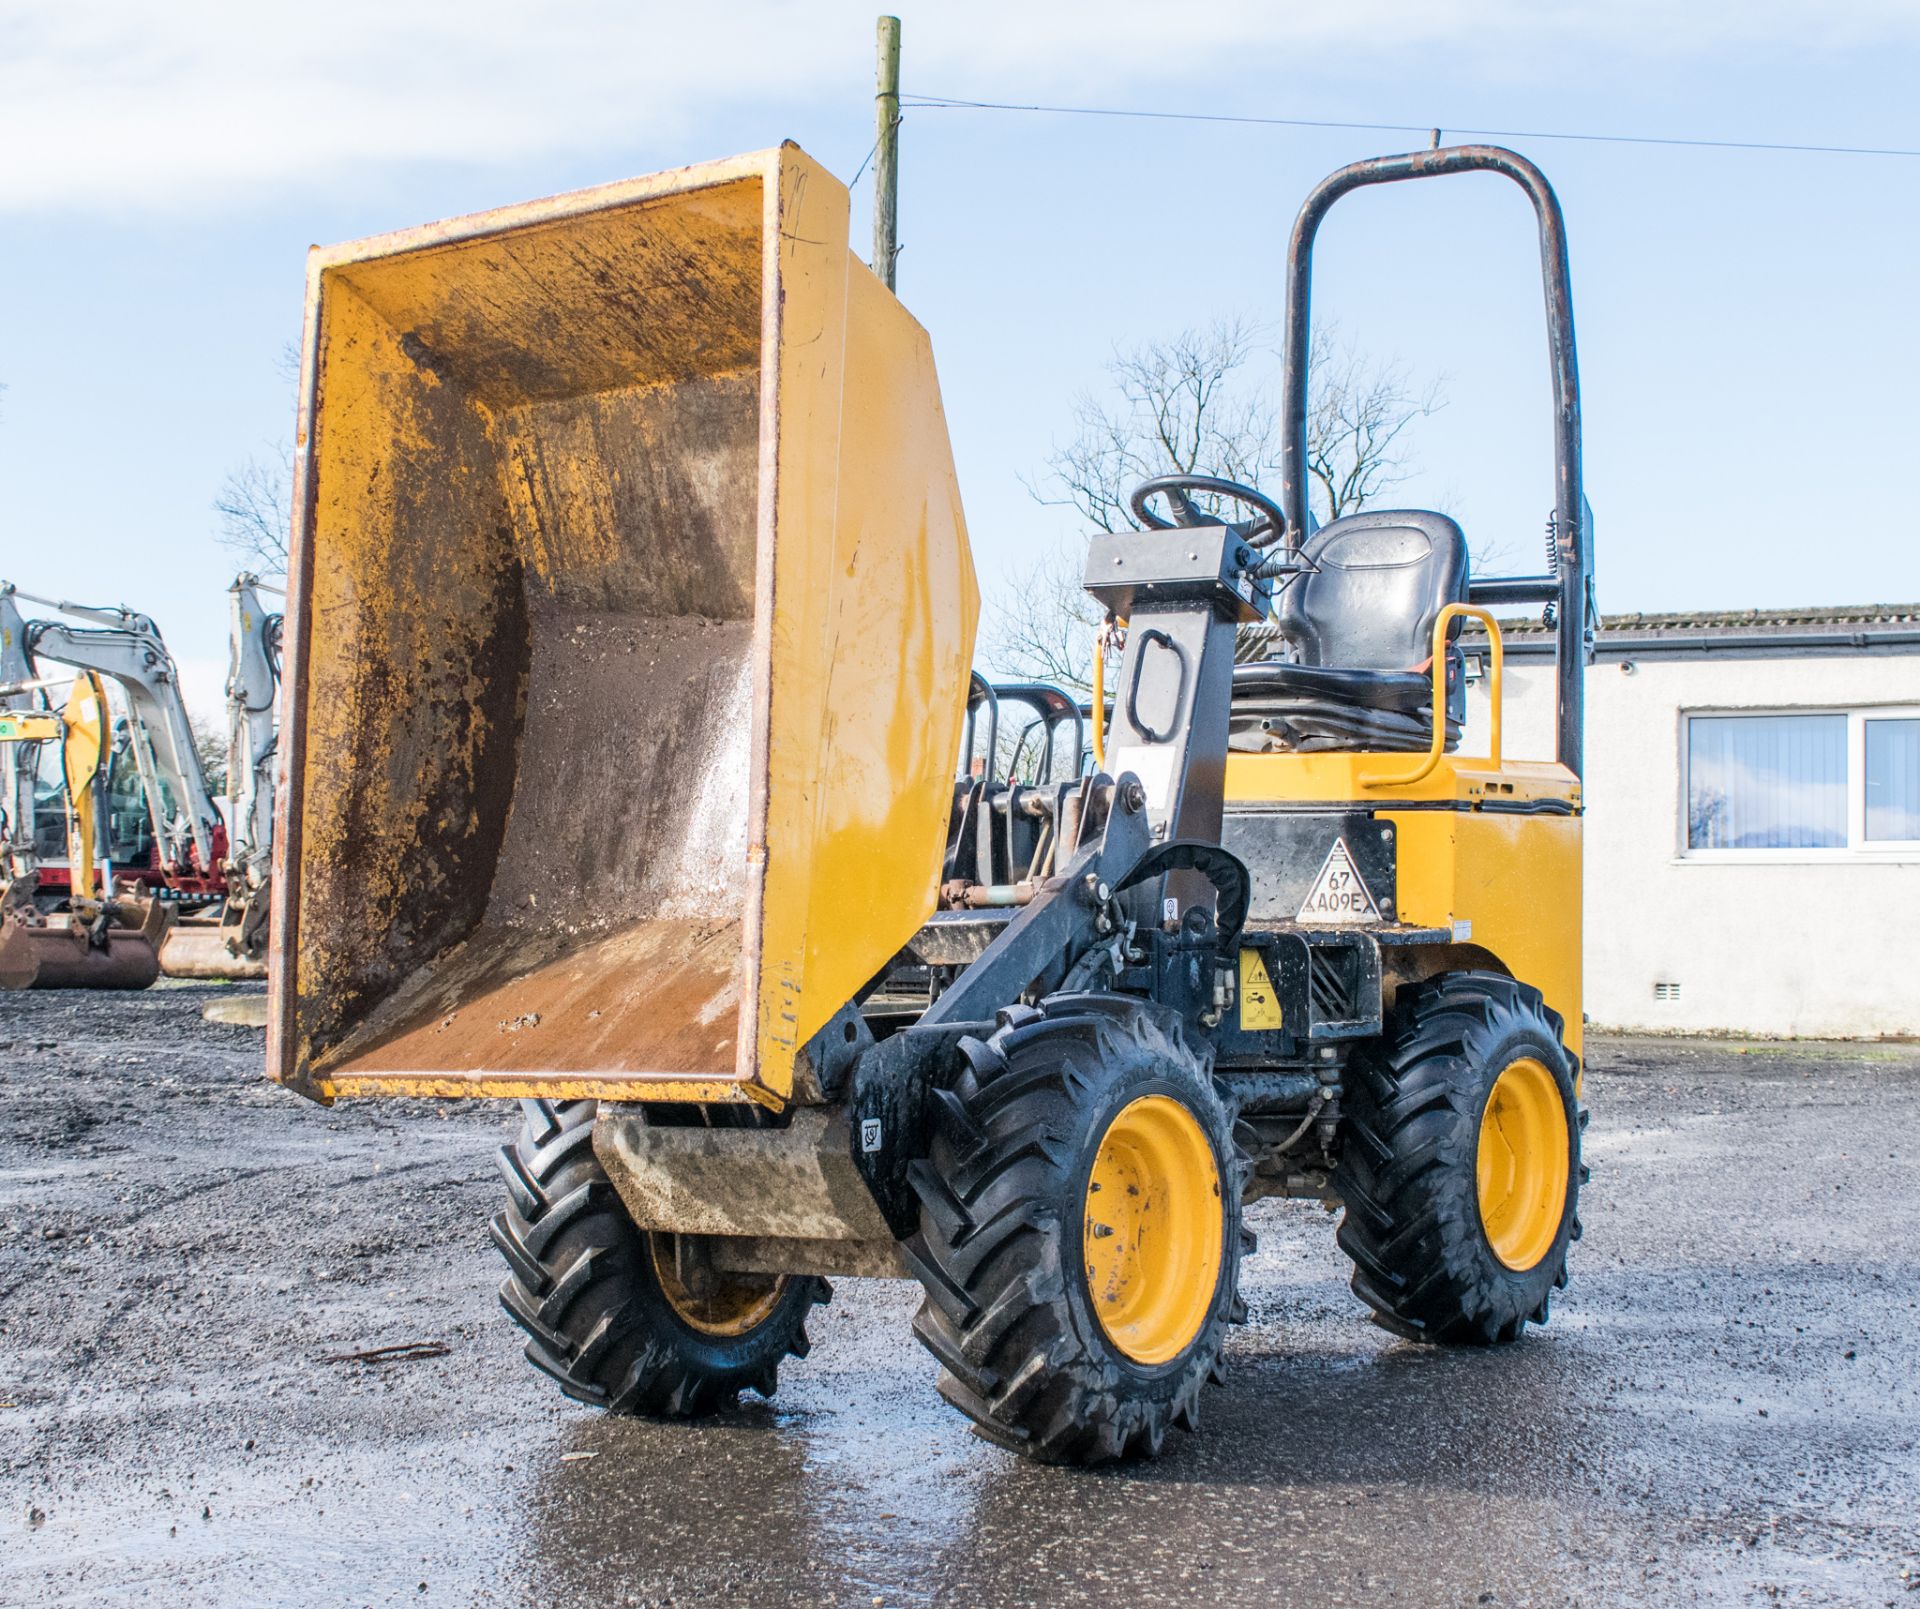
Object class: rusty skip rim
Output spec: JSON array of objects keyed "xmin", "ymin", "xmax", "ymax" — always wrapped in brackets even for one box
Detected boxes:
[{"xmin": 267, "ymin": 146, "xmax": 806, "ymax": 1102}]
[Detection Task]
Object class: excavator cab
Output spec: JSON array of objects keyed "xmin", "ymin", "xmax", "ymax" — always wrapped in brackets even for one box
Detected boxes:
[
  {"xmin": 103, "ymin": 725, "xmax": 163, "ymax": 867},
  {"xmin": 28, "ymin": 756, "xmax": 66, "ymax": 863}
]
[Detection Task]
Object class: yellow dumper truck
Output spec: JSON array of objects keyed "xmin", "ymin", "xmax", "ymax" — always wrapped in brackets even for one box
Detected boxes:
[{"xmin": 269, "ymin": 142, "xmax": 1592, "ymax": 1463}]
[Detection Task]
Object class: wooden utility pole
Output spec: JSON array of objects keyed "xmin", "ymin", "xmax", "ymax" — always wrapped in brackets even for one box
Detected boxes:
[{"xmin": 874, "ymin": 15, "xmax": 901, "ymax": 290}]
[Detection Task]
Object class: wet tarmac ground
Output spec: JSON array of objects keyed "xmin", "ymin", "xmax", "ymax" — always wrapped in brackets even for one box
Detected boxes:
[{"xmin": 1, "ymin": 983, "xmax": 1916, "ymax": 1608}]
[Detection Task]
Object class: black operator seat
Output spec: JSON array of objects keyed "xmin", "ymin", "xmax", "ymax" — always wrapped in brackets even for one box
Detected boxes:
[{"xmin": 1231, "ymin": 509, "xmax": 1470, "ymax": 753}]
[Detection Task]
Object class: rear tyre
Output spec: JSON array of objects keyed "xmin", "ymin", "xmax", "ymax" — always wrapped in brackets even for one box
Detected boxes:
[
  {"xmin": 490, "ymin": 1099, "xmax": 828, "ymax": 1415},
  {"xmin": 1335, "ymin": 970, "xmax": 1584, "ymax": 1345},
  {"xmin": 904, "ymin": 995, "xmax": 1248, "ymax": 1464}
]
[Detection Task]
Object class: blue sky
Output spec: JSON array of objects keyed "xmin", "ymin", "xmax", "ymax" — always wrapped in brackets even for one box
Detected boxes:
[{"xmin": 3, "ymin": 1, "xmax": 1918, "ymax": 715}]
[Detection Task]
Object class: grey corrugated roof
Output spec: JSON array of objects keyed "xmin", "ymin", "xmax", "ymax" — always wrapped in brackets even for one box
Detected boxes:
[
  {"xmin": 1494, "ymin": 604, "xmax": 1920, "ymax": 637},
  {"xmin": 1238, "ymin": 604, "xmax": 1920, "ymax": 663}
]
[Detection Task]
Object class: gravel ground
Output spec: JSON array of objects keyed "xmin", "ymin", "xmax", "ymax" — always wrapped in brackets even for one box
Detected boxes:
[{"xmin": 1, "ymin": 982, "xmax": 1916, "ymax": 1608}]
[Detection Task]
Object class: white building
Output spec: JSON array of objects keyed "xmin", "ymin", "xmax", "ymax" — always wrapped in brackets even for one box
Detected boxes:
[{"xmin": 1462, "ymin": 607, "xmax": 1920, "ymax": 1039}]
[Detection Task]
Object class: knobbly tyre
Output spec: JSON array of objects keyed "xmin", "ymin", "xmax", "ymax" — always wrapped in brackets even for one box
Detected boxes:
[{"xmin": 267, "ymin": 143, "xmax": 1592, "ymax": 1464}]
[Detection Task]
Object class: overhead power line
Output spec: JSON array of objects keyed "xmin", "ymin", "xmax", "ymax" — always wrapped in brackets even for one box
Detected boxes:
[{"xmin": 902, "ymin": 92, "xmax": 1920, "ymax": 161}]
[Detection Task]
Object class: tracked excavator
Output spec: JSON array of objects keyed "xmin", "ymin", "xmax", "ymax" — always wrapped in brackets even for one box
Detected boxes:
[
  {"xmin": 0, "ymin": 669, "xmax": 166, "ymax": 990},
  {"xmin": 0, "ymin": 581, "xmax": 277, "ymax": 981},
  {"xmin": 270, "ymin": 144, "xmax": 1593, "ymax": 1463},
  {"xmin": 209, "ymin": 574, "xmax": 283, "ymax": 972}
]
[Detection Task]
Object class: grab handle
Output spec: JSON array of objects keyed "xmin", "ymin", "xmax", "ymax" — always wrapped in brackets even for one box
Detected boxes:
[{"xmin": 1360, "ymin": 605, "xmax": 1502, "ymax": 789}]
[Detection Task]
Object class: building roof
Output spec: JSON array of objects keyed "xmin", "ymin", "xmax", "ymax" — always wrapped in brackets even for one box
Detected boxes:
[
  {"xmin": 1238, "ymin": 604, "xmax": 1920, "ymax": 662},
  {"xmin": 1495, "ymin": 603, "xmax": 1920, "ymax": 638},
  {"xmin": 1474, "ymin": 603, "xmax": 1920, "ymax": 659}
]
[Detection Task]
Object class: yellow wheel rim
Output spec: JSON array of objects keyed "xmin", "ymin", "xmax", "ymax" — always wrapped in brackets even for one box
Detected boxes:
[
  {"xmin": 649, "ymin": 1237, "xmax": 788, "ymax": 1338},
  {"xmin": 1081, "ymin": 1094, "xmax": 1224, "ymax": 1366},
  {"xmin": 1475, "ymin": 1057, "xmax": 1571, "ymax": 1271}
]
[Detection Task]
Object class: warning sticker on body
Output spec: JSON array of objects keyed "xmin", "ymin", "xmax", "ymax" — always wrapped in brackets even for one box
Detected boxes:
[
  {"xmin": 1238, "ymin": 949, "xmax": 1282, "ymax": 1030},
  {"xmin": 1297, "ymin": 837, "xmax": 1380, "ymax": 924}
]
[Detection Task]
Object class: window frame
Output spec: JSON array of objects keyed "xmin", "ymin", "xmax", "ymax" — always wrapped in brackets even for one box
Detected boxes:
[
  {"xmin": 1862, "ymin": 710, "xmax": 1920, "ymax": 849},
  {"xmin": 1678, "ymin": 704, "xmax": 1920, "ymax": 863}
]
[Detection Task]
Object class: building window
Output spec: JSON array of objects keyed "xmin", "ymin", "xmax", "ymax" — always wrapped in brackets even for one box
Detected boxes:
[
  {"xmin": 1865, "ymin": 717, "xmax": 1920, "ymax": 842},
  {"xmin": 1686, "ymin": 714, "xmax": 1845, "ymax": 850},
  {"xmin": 1684, "ymin": 708, "xmax": 1920, "ymax": 857}
]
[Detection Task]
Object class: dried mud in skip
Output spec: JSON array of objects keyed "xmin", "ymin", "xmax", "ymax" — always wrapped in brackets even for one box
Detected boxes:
[{"xmin": 2, "ymin": 981, "xmax": 1916, "ymax": 1608}]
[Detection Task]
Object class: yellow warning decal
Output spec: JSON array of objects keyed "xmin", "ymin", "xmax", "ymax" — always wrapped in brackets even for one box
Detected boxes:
[{"xmin": 1238, "ymin": 949, "xmax": 1283, "ymax": 1031}]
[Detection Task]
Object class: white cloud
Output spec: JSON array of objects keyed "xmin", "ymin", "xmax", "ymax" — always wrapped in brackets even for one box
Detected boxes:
[{"xmin": 3, "ymin": 0, "xmax": 1915, "ymax": 210}]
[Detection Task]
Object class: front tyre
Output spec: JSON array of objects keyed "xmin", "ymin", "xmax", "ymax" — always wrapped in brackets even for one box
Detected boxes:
[
  {"xmin": 1335, "ymin": 971, "xmax": 1584, "ymax": 1345},
  {"xmin": 904, "ymin": 996, "xmax": 1248, "ymax": 1464},
  {"xmin": 490, "ymin": 1099, "xmax": 828, "ymax": 1415}
]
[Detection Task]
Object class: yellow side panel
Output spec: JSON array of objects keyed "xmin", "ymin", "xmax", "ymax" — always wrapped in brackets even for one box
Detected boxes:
[
  {"xmin": 1225, "ymin": 750, "xmax": 1579, "ymax": 808},
  {"xmin": 753, "ymin": 149, "xmax": 980, "ymax": 1095},
  {"xmin": 1385, "ymin": 809, "xmax": 1584, "ymax": 1061}
]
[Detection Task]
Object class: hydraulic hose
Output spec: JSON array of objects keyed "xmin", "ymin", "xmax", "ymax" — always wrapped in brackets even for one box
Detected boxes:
[{"xmin": 1090, "ymin": 630, "xmax": 1106, "ymax": 770}]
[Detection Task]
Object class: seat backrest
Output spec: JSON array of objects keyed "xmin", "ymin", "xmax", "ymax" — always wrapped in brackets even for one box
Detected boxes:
[{"xmin": 1275, "ymin": 509, "xmax": 1469, "ymax": 670}]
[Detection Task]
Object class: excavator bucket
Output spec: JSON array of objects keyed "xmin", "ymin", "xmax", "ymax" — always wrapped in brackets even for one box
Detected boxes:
[
  {"xmin": 2, "ymin": 900, "xmax": 165, "ymax": 991},
  {"xmin": 157, "ymin": 920, "xmax": 265, "ymax": 981},
  {"xmin": 0, "ymin": 918, "xmax": 40, "ymax": 990},
  {"xmin": 269, "ymin": 146, "xmax": 979, "ymax": 1105}
]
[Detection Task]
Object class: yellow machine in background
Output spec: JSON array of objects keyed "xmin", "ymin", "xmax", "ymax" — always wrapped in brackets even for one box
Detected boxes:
[
  {"xmin": 59, "ymin": 673, "xmax": 106, "ymax": 903},
  {"xmin": 0, "ymin": 673, "xmax": 165, "ymax": 990},
  {"xmin": 269, "ymin": 143, "xmax": 1592, "ymax": 1463}
]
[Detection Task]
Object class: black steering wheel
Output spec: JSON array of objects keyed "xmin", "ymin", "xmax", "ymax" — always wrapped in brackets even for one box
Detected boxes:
[{"xmin": 1128, "ymin": 475, "xmax": 1289, "ymax": 548}]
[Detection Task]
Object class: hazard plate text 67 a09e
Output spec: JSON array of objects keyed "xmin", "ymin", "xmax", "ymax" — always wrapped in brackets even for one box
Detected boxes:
[{"xmin": 1297, "ymin": 837, "xmax": 1380, "ymax": 924}]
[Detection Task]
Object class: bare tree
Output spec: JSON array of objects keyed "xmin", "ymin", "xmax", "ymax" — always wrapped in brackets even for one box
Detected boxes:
[
  {"xmin": 213, "ymin": 451, "xmax": 291, "ymax": 570},
  {"xmin": 188, "ymin": 710, "xmax": 228, "ymax": 797},
  {"xmin": 1306, "ymin": 339, "xmax": 1445, "ymax": 525},
  {"xmin": 989, "ymin": 318, "xmax": 1444, "ymax": 693},
  {"xmin": 983, "ymin": 540, "xmax": 1107, "ymax": 696},
  {"xmin": 213, "ymin": 343, "xmax": 302, "ymax": 573},
  {"xmin": 1037, "ymin": 317, "xmax": 1280, "ymax": 538}
]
